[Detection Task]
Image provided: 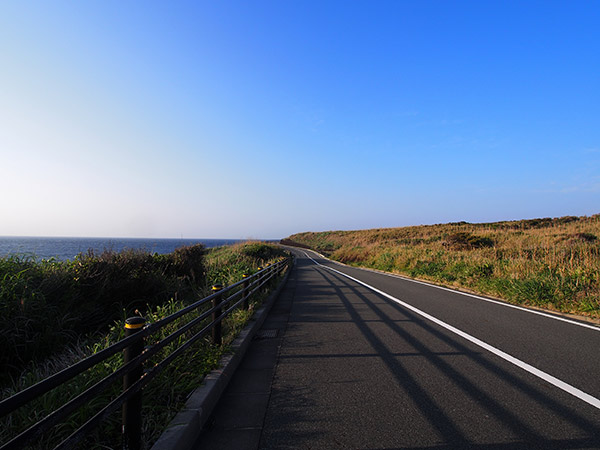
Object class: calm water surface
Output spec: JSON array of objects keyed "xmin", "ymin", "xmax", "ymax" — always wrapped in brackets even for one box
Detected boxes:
[{"xmin": 0, "ymin": 237, "xmax": 244, "ymax": 261}]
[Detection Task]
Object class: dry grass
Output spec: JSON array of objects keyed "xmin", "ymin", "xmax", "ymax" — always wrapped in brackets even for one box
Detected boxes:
[{"xmin": 284, "ymin": 214, "xmax": 600, "ymax": 318}]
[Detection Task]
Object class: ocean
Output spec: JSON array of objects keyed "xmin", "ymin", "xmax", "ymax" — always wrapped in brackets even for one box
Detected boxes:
[{"xmin": 0, "ymin": 236, "xmax": 244, "ymax": 261}]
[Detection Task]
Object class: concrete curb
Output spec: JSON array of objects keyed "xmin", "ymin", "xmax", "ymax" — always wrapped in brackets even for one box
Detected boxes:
[{"xmin": 150, "ymin": 265, "xmax": 292, "ymax": 450}]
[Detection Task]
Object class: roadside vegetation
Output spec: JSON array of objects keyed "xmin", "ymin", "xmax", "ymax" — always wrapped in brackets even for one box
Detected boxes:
[
  {"xmin": 1, "ymin": 242, "xmax": 288, "ymax": 449},
  {"xmin": 283, "ymin": 214, "xmax": 600, "ymax": 318}
]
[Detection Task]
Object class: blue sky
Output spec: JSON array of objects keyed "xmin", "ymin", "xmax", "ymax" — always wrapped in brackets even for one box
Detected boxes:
[{"xmin": 1, "ymin": 1, "xmax": 599, "ymax": 239}]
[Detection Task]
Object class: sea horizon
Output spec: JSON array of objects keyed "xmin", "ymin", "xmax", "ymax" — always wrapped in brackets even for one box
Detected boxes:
[
  {"xmin": 0, "ymin": 234, "xmax": 253, "ymax": 242},
  {"xmin": 0, "ymin": 236, "xmax": 268, "ymax": 261}
]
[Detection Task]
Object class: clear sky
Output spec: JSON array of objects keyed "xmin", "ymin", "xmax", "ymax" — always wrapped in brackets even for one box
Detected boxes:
[{"xmin": 1, "ymin": 1, "xmax": 599, "ymax": 239}]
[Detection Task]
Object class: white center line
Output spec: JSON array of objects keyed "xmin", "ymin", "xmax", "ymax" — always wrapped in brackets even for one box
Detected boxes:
[{"xmin": 303, "ymin": 251, "xmax": 600, "ymax": 411}]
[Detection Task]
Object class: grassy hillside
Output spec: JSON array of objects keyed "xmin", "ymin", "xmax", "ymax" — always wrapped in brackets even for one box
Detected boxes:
[{"xmin": 283, "ymin": 215, "xmax": 600, "ymax": 318}]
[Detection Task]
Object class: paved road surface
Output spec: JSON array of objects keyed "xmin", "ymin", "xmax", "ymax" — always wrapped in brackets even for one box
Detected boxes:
[{"xmin": 196, "ymin": 248, "xmax": 600, "ymax": 449}]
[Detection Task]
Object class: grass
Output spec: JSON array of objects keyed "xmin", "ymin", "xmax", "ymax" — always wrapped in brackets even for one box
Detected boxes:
[
  {"xmin": 0, "ymin": 245, "xmax": 206, "ymax": 384},
  {"xmin": 1, "ymin": 241, "xmax": 289, "ymax": 449},
  {"xmin": 283, "ymin": 214, "xmax": 600, "ymax": 318}
]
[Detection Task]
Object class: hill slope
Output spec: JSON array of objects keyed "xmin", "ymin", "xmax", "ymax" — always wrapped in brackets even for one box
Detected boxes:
[{"xmin": 282, "ymin": 215, "xmax": 600, "ymax": 318}]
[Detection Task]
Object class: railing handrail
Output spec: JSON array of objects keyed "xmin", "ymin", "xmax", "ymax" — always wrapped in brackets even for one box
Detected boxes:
[{"xmin": 0, "ymin": 257, "xmax": 290, "ymax": 450}]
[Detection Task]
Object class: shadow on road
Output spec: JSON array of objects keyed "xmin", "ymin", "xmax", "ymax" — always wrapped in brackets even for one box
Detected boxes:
[{"xmin": 310, "ymin": 265, "xmax": 600, "ymax": 449}]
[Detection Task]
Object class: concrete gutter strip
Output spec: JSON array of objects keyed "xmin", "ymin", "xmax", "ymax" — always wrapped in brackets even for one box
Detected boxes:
[{"xmin": 151, "ymin": 265, "xmax": 292, "ymax": 450}]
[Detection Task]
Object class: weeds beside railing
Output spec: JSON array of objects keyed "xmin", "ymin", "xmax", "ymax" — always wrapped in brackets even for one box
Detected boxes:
[{"xmin": 0, "ymin": 258, "xmax": 290, "ymax": 450}]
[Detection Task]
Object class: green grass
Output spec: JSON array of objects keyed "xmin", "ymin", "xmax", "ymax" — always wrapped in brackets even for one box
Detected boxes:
[
  {"xmin": 1, "ymin": 242, "xmax": 289, "ymax": 449},
  {"xmin": 284, "ymin": 214, "xmax": 600, "ymax": 318},
  {"xmin": 0, "ymin": 245, "xmax": 206, "ymax": 384}
]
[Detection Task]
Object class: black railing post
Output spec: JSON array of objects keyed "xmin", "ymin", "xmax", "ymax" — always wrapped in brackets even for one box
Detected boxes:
[
  {"xmin": 266, "ymin": 263, "xmax": 272, "ymax": 284},
  {"xmin": 211, "ymin": 284, "xmax": 224, "ymax": 345},
  {"xmin": 122, "ymin": 316, "xmax": 146, "ymax": 450},
  {"xmin": 256, "ymin": 267, "xmax": 263, "ymax": 288},
  {"xmin": 242, "ymin": 274, "xmax": 250, "ymax": 310}
]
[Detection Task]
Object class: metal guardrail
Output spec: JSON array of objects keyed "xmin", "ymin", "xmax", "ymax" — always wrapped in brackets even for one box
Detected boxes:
[{"xmin": 0, "ymin": 257, "xmax": 290, "ymax": 450}]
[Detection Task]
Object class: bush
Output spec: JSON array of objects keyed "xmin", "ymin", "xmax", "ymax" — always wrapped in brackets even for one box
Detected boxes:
[
  {"xmin": 0, "ymin": 245, "xmax": 206, "ymax": 384},
  {"xmin": 574, "ymin": 232, "xmax": 597, "ymax": 242},
  {"xmin": 445, "ymin": 232, "xmax": 494, "ymax": 249}
]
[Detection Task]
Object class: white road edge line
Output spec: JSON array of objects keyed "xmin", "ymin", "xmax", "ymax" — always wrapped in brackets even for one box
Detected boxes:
[
  {"xmin": 303, "ymin": 251, "xmax": 600, "ymax": 411},
  {"xmin": 300, "ymin": 248, "xmax": 600, "ymax": 332}
]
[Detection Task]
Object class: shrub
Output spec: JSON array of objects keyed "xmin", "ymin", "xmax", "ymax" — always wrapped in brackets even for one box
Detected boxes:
[
  {"xmin": 0, "ymin": 245, "xmax": 206, "ymax": 384},
  {"xmin": 445, "ymin": 232, "xmax": 494, "ymax": 249},
  {"xmin": 574, "ymin": 232, "xmax": 597, "ymax": 242}
]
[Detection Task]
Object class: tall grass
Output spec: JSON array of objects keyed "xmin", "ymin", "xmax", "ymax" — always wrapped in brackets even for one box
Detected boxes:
[
  {"xmin": 1, "ymin": 242, "xmax": 288, "ymax": 449},
  {"xmin": 0, "ymin": 245, "xmax": 205, "ymax": 384},
  {"xmin": 284, "ymin": 214, "xmax": 600, "ymax": 318}
]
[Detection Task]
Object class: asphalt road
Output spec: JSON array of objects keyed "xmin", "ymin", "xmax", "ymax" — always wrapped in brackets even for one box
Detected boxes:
[{"xmin": 197, "ymin": 247, "xmax": 600, "ymax": 449}]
